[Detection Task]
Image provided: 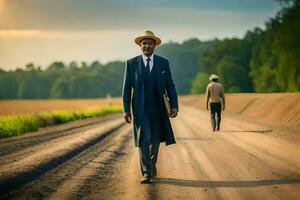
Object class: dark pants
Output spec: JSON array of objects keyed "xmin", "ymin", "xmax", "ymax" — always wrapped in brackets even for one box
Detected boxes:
[
  {"xmin": 139, "ymin": 112, "xmax": 160, "ymax": 177},
  {"xmin": 210, "ymin": 102, "xmax": 221, "ymax": 130}
]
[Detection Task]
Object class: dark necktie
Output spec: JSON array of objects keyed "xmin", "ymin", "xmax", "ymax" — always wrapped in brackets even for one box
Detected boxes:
[{"xmin": 146, "ymin": 58, "xmax": 151, "ymax": 74}]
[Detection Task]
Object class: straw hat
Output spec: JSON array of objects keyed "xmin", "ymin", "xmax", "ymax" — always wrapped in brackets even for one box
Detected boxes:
[
  {"xmin": 134, "ymin": 30, "xmax": 161, "ymax": 46},
  {"xmin": 209, "ymin": 74, "xmax": 219, "ymax": 81}
]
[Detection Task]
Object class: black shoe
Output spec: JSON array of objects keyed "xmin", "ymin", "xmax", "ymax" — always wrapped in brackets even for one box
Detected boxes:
[
  {"xmin": 140, "ymin": 176, "xmax": 152, "ymax": 184},
  {"xmin": 216, "ymin": 127, "xmax": 220, "ymax": 131}
]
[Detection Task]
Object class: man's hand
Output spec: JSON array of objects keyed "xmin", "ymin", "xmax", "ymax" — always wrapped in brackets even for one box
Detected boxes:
[
  {"xmin": 124, "ymin": 112, "xmax": 132, "ymax": 123},
  {"xmin": 222, "ymin": 105, "xmax": 225, "ymax": 111},
  {"xmin": 169, "ymin": 108, "xmax": 178, "ymax": 118},
  {"xmin": 206, "ymin": 105, "xmax": 209, "ymax": 110}
]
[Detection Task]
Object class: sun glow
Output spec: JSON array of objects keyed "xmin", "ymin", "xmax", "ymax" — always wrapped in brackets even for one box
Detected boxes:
[
  {"xmin": 0, "ymin": 0, "xmax": 5, "ymax": 12},
  {"xmin": 0, "ymin": 29, "xmax": 43, "ymax": 37}
]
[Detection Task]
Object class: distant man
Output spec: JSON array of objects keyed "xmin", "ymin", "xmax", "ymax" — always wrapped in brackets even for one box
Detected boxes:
[
  {"xmin": 122, "ymin": 30, "xmax": 178, "ymax": 183},
  {"xmin": 206, "ymin": 74, "xmax": 225, "ymax": 131}
]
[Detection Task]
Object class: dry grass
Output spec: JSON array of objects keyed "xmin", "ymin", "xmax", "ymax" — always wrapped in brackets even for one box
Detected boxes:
[
  {"xmin": 0, "ymin": 97, "xmax": 122, "ymax": 115},
  {"xmin": 0, "ymin": 105, "xmax": 122, "ymax": 138}
]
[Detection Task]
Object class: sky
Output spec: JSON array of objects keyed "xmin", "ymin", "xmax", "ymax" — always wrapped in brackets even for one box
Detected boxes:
[{"xmin": 0, "ymin": 0, "xmax": 280, "ymax": 70}]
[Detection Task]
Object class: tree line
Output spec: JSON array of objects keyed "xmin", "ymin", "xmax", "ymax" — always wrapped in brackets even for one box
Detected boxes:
[
  {"xmin": 0, "ymin": 61, "xmax": 124, "ymax": 99},
  {"xmin": 0, "ymin": 0, "xmax": 298, "ymax": 99},
  {"xmin": 191, "ymin": 0, "xmax": 299, "ymax": 93}
]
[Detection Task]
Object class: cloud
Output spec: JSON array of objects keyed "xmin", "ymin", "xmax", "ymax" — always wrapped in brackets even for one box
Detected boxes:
[
  {"xmin": 0, "ymin": 0, "xmax": 280, "ymax": 70},
  {"xmin": 0, "ymin": 0, "xmax": 279, "ymax": 31}
]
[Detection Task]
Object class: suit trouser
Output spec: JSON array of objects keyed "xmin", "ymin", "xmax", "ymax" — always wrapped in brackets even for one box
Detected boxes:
[
  {"xmin": 210, "ymin": 102, "xmax": 222, "ymax": 129},
  {"xmin": 138, "ymin": 112, "xmax": 160, "ymax": 177}
]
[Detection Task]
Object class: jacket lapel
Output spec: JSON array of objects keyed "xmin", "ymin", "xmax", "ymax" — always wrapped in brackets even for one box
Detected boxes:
[{"xmin": 137, "ymin": 55, "xmax": 144, "ymax": 81}]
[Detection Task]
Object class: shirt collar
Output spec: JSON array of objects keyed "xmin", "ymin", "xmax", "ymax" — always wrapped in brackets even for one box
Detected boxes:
[{"xmin": 142, "ymin": 54, "xmax": 154, "ymax": 63}]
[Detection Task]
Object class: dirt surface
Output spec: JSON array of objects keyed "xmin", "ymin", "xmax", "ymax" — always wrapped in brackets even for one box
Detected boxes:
[
  {"xmin": 1, "ymin": 99, "xmax": 300, "ymax": 199},
  {"xmin": 180, "ymin": 93, "xmax": 300, "ymax": 130}
]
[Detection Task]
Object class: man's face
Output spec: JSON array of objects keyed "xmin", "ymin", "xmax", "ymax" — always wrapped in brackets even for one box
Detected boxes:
[{"xmin": 140, "ymin": 38, "xmax": 156, "ymax": 57}]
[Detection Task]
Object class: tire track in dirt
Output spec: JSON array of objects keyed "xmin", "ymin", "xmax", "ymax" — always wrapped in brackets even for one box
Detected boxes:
[
  {"xmin": 47, "ymin": 125, "xmax": 132, "ymax": 200},
  {"xmin": 87, "ymin": 105, "xmax": 300, "ymax": 200},
  {"xmin": 2, "ymin": 106, "xmax": 300, "ymax": 199},
  {"xmin": 0, "ymin": 113, "xmax": 121, "ymax": 156},
  {"xmin": 0, "ymin": 115, "xmax": 125, "ymax": 197}
]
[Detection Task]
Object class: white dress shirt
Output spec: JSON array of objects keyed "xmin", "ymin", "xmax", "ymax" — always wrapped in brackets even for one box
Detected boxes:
[{"xmin": 142, "ymin": 54, "xmax": 154, "ymax": 72}]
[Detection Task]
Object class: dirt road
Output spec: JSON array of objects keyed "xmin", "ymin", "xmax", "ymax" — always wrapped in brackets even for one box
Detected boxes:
[{"xmin": 1, "ymin": 106, "xmax": 300, "ymax": 200}]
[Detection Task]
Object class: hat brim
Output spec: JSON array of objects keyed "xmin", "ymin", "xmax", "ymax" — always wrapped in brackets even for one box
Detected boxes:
[{"xmin": 135, "ymin": 36, "xmax": 161, "ymax": 46}]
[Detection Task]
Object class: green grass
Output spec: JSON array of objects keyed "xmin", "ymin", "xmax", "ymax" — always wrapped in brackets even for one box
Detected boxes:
[{"xmin": 0, "ymin": 106, "xmax": 122, "ymax": 139}]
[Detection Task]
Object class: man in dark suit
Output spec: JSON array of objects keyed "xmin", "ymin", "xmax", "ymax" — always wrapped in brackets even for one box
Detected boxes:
[{"xmin": 122, "ymin": 30, "xmax": 179, "ymax": 184}]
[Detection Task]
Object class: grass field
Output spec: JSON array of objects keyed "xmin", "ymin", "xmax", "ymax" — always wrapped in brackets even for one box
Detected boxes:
[
  {"xmin": 0, "ymin": 97, "xmax": 122, "ymax": 115},
  {"xmin": 0, "ymin": 98, "xmax": 123, "ymax": 138}
]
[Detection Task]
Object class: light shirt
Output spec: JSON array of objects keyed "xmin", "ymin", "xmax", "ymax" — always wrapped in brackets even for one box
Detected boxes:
[
  {"xmin": 142, "ymin": 54, "xmax": 154, "ymax": 72},
  {"xmin": 206, "ymin": 82, "xmax": 225, "ymax": 103}
]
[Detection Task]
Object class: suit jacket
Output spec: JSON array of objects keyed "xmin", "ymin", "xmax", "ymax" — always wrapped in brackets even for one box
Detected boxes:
[{"xmin": 122, "ymin": 55, "xmax": 178, "ymax": 147}]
